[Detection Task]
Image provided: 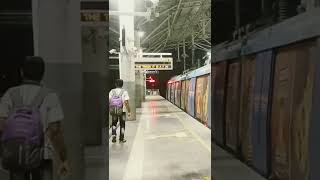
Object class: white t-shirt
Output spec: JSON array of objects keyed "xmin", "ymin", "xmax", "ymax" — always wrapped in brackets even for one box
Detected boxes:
[
  {"xmin": 0, "ymin": 84, "xmax": 64, "ymax": 160},
  {"xmin": 109, "ymin": 88, "xmax": 130, "ymax": 112}
]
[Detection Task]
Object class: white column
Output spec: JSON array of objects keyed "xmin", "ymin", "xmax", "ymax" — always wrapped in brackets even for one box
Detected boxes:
[
  {"xmin": 32, "ymin": 0, "xmax": 84, "ymax": 180},
  {"xmin": 119, "ymin": 0, "xmax": 136, "ymax": 120}
]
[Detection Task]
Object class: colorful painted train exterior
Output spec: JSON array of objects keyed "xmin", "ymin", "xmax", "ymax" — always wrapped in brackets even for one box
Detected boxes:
[
  {"xmin": 211, "ymin": 10, "xmax": 320, "ymax": 180},
  {"xmin": 166, "ymin": 64, "xmax": 211, "ymax": 128}
]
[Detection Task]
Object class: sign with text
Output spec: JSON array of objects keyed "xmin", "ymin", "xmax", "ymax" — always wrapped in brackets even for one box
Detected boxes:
[
  {"xmin": 81, "ymin": 10, "xmax": 108, "ymax": 22},
  {"xmin": 80, "ymin": 10, "xmax": 107, "ymax": 27},
  {"xmin": 145, "ymin": 70, "xmax": 159, "ymax": 74},
  {"xmin": 135, "ymin": 57, "xmax": 173, "ymax": 70}
]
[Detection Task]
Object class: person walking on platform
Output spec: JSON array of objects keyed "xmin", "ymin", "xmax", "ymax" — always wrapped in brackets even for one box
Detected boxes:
[
  {"xmin": 109, "ymin": 79, "xmax": 131, "ymax": 143},
  {"xmin": 0, "ymin": 56, "xmax": 71, "ymax": 180}
]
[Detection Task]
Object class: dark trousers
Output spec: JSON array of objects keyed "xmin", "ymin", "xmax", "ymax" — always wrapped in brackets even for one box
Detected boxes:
[
  {"xmin": 9, "ymin": 160, "xmax": 53, "ymax": 180},
  {"xmin": 111, "ymin": 113, "xmax": 126, "ymax": 140}
]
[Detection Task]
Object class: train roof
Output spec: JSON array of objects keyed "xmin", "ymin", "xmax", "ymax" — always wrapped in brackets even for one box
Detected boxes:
[{"xmin": 168, "ymin": 64, "xmax": 210, "ymax": 83}]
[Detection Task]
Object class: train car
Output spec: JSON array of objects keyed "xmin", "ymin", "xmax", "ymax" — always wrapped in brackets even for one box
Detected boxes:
[
  {"xmin": 166, "ymin": 64, "xmax": 211, "ymax": 128},
  {"xmin": 211, "ymin": 10, "xmax": 320, "ymax": 180}
]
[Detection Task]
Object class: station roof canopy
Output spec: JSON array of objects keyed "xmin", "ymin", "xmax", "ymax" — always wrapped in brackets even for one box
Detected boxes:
[{"xmin": 109, "ymin": 0, "xmax": 211, "ymax": 53}]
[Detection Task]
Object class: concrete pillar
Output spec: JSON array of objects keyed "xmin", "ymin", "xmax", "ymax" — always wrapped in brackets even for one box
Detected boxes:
[
  {"xmin": 32, "ymin": 0, "xmax": 84, "ymax": 180},
  {"xmin": 81, "ymin": 27, "xmax": 107, "ymax": 145},
  {"xmin": 142, "ymin": 71, "xmax": 146, "ymax": 100},
  {"xmin": 134, "ymin": 31, "xmax": 144, "ymax": 108},
  {"xmin": 119, "ymin": 0, "xmax": 136, "ymax": 120},
  {"xmin": 135, "ymin": 71, "xmax": 144, "ymax": 108}
]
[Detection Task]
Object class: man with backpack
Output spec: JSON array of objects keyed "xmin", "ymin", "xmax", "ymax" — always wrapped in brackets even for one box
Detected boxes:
[
  {"xmin": 0, "ymin": 56, "xmax": 70, "ymax": 180},
  {"xmin": 109, "ymin": 79, "xmax": 131, "ymax": 143}
]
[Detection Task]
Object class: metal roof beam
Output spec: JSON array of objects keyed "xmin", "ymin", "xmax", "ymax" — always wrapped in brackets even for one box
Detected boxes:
[
  {"xmin": 200, "ymin": 38, "xmax": 212, "ymax": 46},
  {"xmin": 159, "ymin": 5, "xmax": 177, "ymax": 17},
  {"xmin": 153, "ymin": 43, "xmax": 165, "ymax": 53},
  {"xmin": 181, "ymin": 0, "xmax": 210, "ymax": 36},
  {"xmin": 149, "ymin": 32, "xmax": 167, "ymax": 47},
  {"xmin": 164, "ymin": 36, "xmax": 210, "ymax": 49},
  {"xmin": 146, "ymin": 33, "xmax": 167, "ymax": 51},
  {"xmin": 148, "ymin": 28, "xmax": 167, "ymax": 42},
  {"xmin": 161, "ymin": 0, "xmax": 184, "ymax": 51},
  {"xmin": 109, "ymin": 27, "xmax": 119, "ymax": 34},
  {"xmin": 171, "ymin": 0, "xmax": 184, "ymax": 26},
  {"xmin": 149, "ymin": 38, "xmax": 166, "ymax": 52},
  {"xmin": 141, "ymin": 16, "xmax": 170, "ymax": 44},
  {"xmin": 197, "ymin": 42, "xmax": 211, "ymax": 48},
  {"xmin": 194, "ymin": 43, "xmax": 210, "ymax": 51}
]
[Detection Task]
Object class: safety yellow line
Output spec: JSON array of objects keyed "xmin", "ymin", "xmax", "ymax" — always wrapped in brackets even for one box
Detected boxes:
[
  {"xmin": 192, "ymin": 176, "xmax": 211, "ymax": 180},
  {"xmin": 173, "ymin": 111, "xmax": 211, "ymax": 153}
]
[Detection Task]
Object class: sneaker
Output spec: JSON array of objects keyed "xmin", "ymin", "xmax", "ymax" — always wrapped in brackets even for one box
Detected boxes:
[
  {"xmin": 119, "ymin": 139, "xmax": 127, "ymax": 143},
  {"xmin": 112, "ymin": 137, "xmax": 116, "ymax": 143}
]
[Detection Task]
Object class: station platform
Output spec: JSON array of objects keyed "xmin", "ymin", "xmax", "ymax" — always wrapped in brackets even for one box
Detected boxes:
[
  {"xmin": 213, "ymin": 144, "xmax": 267, "ymax": 180},
  {"xmin": 0, "ymin": 96, "xmax": 268, "ymax": 180},
  {"xmin": 109, "ymin": 96, "xmax": 211, "ymax": 180}
]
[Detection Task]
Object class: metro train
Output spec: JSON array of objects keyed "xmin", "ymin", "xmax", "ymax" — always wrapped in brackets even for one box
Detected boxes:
[
  {"xmin": 166, "ymin": 11, "xmax": 320, "ymax": 180},
  {"xmin": 166, "ymin": 64, "xmax": 211, "ymax": 128},
  {"xmin": 210, "ymin": 15, "xmax": 320, "ymax": 180}
]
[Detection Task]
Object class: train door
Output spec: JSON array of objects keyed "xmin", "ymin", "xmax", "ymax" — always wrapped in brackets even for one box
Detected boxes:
[
  {"xmin": 195, "ymin": 75, "xmax": 209, "ymax": 126},
  {"xmin": 185, "ymin": 79, "xmax": 190, "ymax": 112},
  {"xmin": 175, "ymin": 81, "xmax": 181, "ymax": 107},
  {"xmin": 187, "ymin": 78, "xmax": 196, "ymax": 117},
  {"xmin": 271, "ymin": 41, "xmax": 316, "ymax": 180},
  {"xmin": 225, "ymin": 61, "xmax": 241, "ymax": 153},
  {"xmin": 212, "ymin": 61, "xmax": 228, "ymax": 145},
  {"xmin": 170, "ymin": 83, "xmax": 175, "ymax": 103},
  {"xmin": 181, "ymin": 80, "xmax": 186, "ymax": 110},
  {"xmin": 251, "ymin": 50, "xmax": 274, "ymax": 176},
  {"xmin": 239, "ymin": 56, "xmax": 256, "ymax": 164}
]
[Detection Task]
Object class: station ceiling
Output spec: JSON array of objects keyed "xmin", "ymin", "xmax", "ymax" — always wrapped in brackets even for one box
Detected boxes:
[{"xmin": 109, "ymin": 0, "xmax": 211, "ymax": 53}]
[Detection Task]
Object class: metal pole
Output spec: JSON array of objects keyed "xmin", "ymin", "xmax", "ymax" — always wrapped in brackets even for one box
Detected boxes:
[
  {"xmin": 183, "ymin": 39, "xmax": 186, "ymax": 71},
  {"xmin": 172, "ymin": 0, "xmax": 184, "ymax": 27},
  {"xmin": 191, "ymin": 33, "xmax": 195, "ymax": 67},
  {"xmin": 168, "ymin": 15, "xmax": 171, "ymax": 37},
  {"xmin": 177, "ymin": 42, "xmax": 180, "ymax": 62},
  {"xmin": 202, "ymin": 21, "xmax": 206, "ymax": 36}
]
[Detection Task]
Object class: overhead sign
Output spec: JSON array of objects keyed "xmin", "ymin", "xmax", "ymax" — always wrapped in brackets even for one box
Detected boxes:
[
  {"xmin": 135, "ymin": 64, "xmax": 172, "ymax": 70},
  {"xmin": 81, "ymin": 11, "xmax": 108, "ymax": 22},
  {"xmin": 80, "ymin": 2, "xmax": 108, "ymax": 26},
  {"xmin": 135, "ymin": 57, "xmax": 173, "ymax": 70}
]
